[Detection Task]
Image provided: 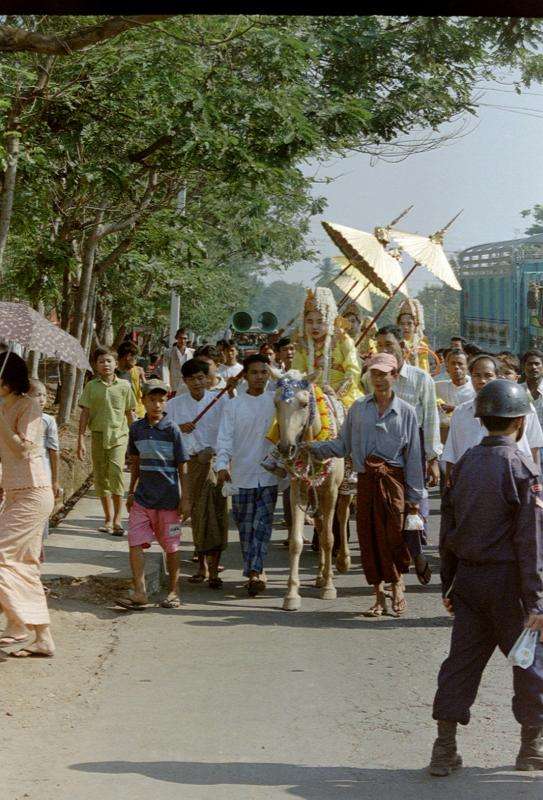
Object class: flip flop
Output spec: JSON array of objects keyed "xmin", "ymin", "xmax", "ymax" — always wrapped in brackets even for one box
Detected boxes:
[
  {"xmin": 362, "ymin": 606, "xmax": 385, "ymax": 618},
  {"xmin": 0, "ymin": 635, "xmax": 30, "ymax": 646},
  {"xmin": 10, "ymin": 648, "xmax": 54, "ymax": 658},
  {"xmin": 97, "ymin": 525, "xmax": 113, "ymax": 533},
  {"xmin": 160, "ymin": 596, "xmax": 181, "ymax": 608},
  {"xmin": 115, "ymin": 597, "xmax": 150, "ymax": 610},
  {"xmin": 415, "ymin": 560, "xmax": 432, "ymax": 586},
  {"xmin": 188, "ymin": 574, "xmax": 207, "ymax": 584},
  {"xmin": 392, "ymin": 596, "xmax": 407, "ymax": 616},
  {"xmin": 111, "ymin": 526, "xmax": 125, "ymax": 537}
]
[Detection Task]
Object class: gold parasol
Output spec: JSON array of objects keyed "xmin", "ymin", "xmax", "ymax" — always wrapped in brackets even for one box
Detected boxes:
[
  {"xmin": 388, "ymin": 211, "xmax": 463, "ymax": 291},
  {"xmin": 322, "ymin": 221, "xmax": 408, "ymax": 297},
  {"xmin": 331, "ymin": 257, "xmax": 388, "ymax": 298}
]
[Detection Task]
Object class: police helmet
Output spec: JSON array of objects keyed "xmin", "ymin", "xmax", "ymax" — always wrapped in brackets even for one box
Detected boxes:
[{"xmin": 474, "ymin": 379, "xmax": 532, "ymax": 418}]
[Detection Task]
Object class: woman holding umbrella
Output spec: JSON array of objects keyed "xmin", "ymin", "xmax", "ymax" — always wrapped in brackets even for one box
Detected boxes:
[{"xmin": 0, "ymin": 352, "xmax": 55, "ymax": 657}]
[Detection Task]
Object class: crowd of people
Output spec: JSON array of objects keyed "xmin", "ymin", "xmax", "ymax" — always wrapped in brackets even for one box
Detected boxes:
[{"xmin": 0, "ymin": 285, "xmax": 542, "ymax": 773}]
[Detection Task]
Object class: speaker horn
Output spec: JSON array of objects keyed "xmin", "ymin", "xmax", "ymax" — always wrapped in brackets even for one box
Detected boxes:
[
  {"xmin": 259, "ymin": 311, "xmax": 278, "ymax": 333},
  {"xmin": 232, "ymin": 311, "xmax": 253, "ymax": 332}
]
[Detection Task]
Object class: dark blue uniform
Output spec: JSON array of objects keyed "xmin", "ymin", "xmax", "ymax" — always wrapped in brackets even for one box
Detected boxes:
[{"xmin": 433, "ymin": 435, "xmax": 543, "ymax": 726}]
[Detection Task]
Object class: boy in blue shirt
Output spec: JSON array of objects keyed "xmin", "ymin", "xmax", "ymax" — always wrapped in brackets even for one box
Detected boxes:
[{"xmin": 117, "ymin": 380, "xmax": 190, "ymax": 610}]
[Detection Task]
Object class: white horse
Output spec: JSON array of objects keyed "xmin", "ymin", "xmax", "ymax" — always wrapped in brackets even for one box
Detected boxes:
[{"xmin": 271, "ymin": 370, "xmax": 351, "ymax": 611}]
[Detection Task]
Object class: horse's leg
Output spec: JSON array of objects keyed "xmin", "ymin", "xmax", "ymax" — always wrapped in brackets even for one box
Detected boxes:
[
  {"xmin": 335, "ymin": 494, "xmax": 352, "ymax": 573},
  {"xmin": 283, "ymin": 480, "xmax": 304, "ymax": 611},
  {"xmin": 317, "ymin": 485, "xmax": 337, "ymax": 600}
]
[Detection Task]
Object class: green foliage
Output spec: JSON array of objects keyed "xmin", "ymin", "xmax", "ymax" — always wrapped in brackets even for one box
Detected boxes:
[
  {"xmin": 1, "ymin": 13, "xmax": 542, "ymax": 348},
  {"xmin": 415, "ymin": 283, "xmax": 461, "ymax": 348},
  {"xmin": 522, "ymin": 204, "xmax": 543, "ymax": 236}
]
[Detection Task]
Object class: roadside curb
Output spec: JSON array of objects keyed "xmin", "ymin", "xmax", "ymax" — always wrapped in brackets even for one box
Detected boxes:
[{"xmin": 43, "ymin": 550, "xmax": 167, "ymax": 603}]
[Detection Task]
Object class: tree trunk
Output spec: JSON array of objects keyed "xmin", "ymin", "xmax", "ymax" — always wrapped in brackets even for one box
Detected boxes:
[
  {"xmin": 58, "ymin": 220, "xmax": 101, "ymax": 424},
  {"xmin": 0, "ymin": 119, "xmax": 20, "ymax": 282},
  {"xmin": 70, "ymin": 277, "xmax": 97, "ymax": 417}
]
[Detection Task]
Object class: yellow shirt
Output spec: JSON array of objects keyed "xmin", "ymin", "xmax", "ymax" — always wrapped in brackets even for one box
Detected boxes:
[
  {"xmin": 403, "ymin": 336, "xmax": 431, "ymax": 373},
  {"xmin": 292, "ymin": 333, "xmax": 363, "ymax": 409}
]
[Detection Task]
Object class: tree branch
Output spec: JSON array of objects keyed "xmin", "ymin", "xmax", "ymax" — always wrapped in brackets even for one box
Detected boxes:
[
  {"xmin": 0, "ymin": 15, "xmax": 174, "ymax": 54},
  {"xmin": 96, "ymin": 170, "xmax": 158, "ymax": 239}
]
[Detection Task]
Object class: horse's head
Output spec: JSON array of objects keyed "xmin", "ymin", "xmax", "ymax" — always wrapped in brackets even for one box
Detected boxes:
[{"xmin": 272, "ymin": 369, "xmax": 320, "ymax": 457}]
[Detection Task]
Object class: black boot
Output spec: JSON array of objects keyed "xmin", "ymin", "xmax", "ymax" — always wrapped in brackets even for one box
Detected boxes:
[
  {"xmin": 516, "ymin": 726, "xmax": 543, "ymax": 771},
  {"xmin": 428, "ymin": 720, "xmax": 463, "ymax": 777}
]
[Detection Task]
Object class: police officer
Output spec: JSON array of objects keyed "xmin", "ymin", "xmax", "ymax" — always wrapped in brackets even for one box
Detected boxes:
[{"xmin": 429, "ymin": 379, "xmax": 543, "ymax": 776}]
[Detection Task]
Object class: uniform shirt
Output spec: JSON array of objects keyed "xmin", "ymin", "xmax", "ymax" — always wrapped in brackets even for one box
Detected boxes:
[
  {"xmin": 128, "ymin": 414, "xmax": 186, "ymax": 510},
  {"xmin": 78, "ymin": 376, "xmax": 136, "ymax": 448},
  {"xmin": 442, "ymin": 399, "xmax": 541, "ymax": 464},
  {"xmin": 363, "ymin": 361, "xmax": 442, "ymax": 460},
  {"xmin": 166, "ymin": 390, "xmax": 226, "ymax": 456},
  {"xmin": 215, "ymin": 391, "xmax": 278, "ymax": 491},
  {"xmin": 435, "ymin": 377, "xmax": 475, "ymax": 427},
  {"xmin": 440, "ymin": 436, "xmax": 543, "ymax": 614},
  {"xmin": 218, "ymin": 362, "xmax": 243, "ymax": 380},
  {"xmin": 311, "ymin": 394, "xmax": 424, "ymax": 503}
]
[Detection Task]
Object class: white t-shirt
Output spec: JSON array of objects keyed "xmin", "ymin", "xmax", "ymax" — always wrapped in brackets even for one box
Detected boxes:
[
  {"xmin": 435, "ymin": 377, "xmax": 475, "ymax": 427},
  {"xmin": 442, "ymin": 399, "xmax": 541, "ymax": 464},
  {"xmin": 215, "ymin": 391, "xmax": 278, "ymax": 490},
  {"xmin": 218, "ymin": 362, "xmax": 243, "ymax": 380},
  {"xmin": 166, "ymin": 390, "xmax": 226, "ymax": 456}
]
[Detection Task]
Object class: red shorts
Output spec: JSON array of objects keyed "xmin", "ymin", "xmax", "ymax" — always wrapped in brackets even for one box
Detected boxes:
[{"xmin": 127, "ymin": 501, "xmax": 181, "ymax": 554}]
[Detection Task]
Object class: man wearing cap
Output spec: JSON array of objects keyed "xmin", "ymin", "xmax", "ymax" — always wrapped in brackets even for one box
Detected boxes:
[
  {"xmin": 307, "ymin": 353, "xmax": 424, "ymax": 617},
  {"xmin": 429, "ymin": 379, "xmax": 543, "ymax": 776},
  {"xmin": 119, "ymin": 379, "xmax": 191, "ymax": 610}
]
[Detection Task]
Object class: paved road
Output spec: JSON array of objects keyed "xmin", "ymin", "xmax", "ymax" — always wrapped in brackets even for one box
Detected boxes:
[{"xmin": 3, "ymin": 492, "xmax": 542, "ymax": 799}]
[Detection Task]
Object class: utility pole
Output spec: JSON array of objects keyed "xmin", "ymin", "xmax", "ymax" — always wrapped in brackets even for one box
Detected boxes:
[{"xmin": 169, "ymin": 185, "xmax": 186, "ymax": 345}]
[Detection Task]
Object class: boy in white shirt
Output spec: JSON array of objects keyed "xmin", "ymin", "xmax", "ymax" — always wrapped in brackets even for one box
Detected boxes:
[
  {"xmin": 166, "ymin": 359, "xmax": 229, "ymax": 589},
  {"xmin": 216, "ymin": 355, "xmax": 278, "ymax": 597}
]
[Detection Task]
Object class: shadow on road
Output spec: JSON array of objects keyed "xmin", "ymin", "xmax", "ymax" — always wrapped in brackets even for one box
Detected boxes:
[{"xmin": 70, "ymin": 760, "xmax": 542, "ymax": 798}]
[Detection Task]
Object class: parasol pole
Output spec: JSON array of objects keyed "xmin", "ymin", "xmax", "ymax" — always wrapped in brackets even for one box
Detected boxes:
[
  {"xmin": 355, "ymin": 263, "xmax": 418, "ymax": 347},
  {"xmin": 337, "ymin": 279, "xmax": 372, "ymax": 312},
  {"xmin": 0, "ymin": 341, "xmax": 14, "ymax": 380},
  {"xmin": 191, "ymin": 371, "xmax": 245, "ymax": 424}
]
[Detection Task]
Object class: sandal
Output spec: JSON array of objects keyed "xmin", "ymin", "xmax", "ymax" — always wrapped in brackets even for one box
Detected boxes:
[
  {"xmin": 362, "ymin": 591, "xmax": 388, "ymax": 618},
  {"xmin": 111, "ymin": 525, "xmax": 125, "ymax": 537},
  {"xmin": 160, "ymin": 596, "xmax": 181, "ymax": 608},
  {"xmin": 98, "ymin": 525, "xmax": 113, "ymax": 534},
  {"xmin": 115, "ymin": 596, "xmax": 149, "ymax": 610},
  {"xmin": 208, "ymin": 578, "xmax": 223, "ymax": 590},
  {"xmin": 392, "ymin": 596, "xmax": 407, "ymax": 616},
  {"xmin": 188, "ymin": 574, "xmax": 207, "ymax": 584},
  {"xmin": 415, "ymin": 559, "xmax": 432, "ymax": 586}
]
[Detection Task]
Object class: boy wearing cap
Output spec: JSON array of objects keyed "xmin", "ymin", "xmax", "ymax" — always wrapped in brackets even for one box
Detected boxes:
[
  {"xmin": 117, "ymin": 379, "xmax": 190, "ymax": 610},
  {"xmin": 307, "ymin": 353, "xmax": 424, "ymax": 617},
  {"xmin": 429, "ymin": 379, "xmax": 543, "ymax": 776}
]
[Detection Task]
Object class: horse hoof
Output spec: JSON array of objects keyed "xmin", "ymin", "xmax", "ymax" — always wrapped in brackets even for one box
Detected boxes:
[
  {"xmin": 315, "ymin": 576, "xmax": 325, "ymax": 588},
  {"xmin": 335, "ymin": 558, "xmax": 351, "ymax": 574},
  {"xmin": 283, "ymin": 596, "xmax": 301, "ymax": 611},
  {"xmin": 320, "ymin": 587, "xmax": 337, "ymax": 600}
]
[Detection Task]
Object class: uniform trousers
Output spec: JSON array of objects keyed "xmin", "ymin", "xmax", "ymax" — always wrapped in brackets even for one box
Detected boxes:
[
  {"xmin": 433, "ymin": 561, "xmax": 543, "ymax": 726},
  {"xmin": 232, "ymin": 485, "xmax": 278, "ymax": 577}
]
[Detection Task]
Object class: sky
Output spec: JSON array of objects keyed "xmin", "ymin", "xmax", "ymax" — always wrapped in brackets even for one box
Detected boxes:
[{"xmin": 262, "ymin": 78, "xmax": 543, "ymax": 295}]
